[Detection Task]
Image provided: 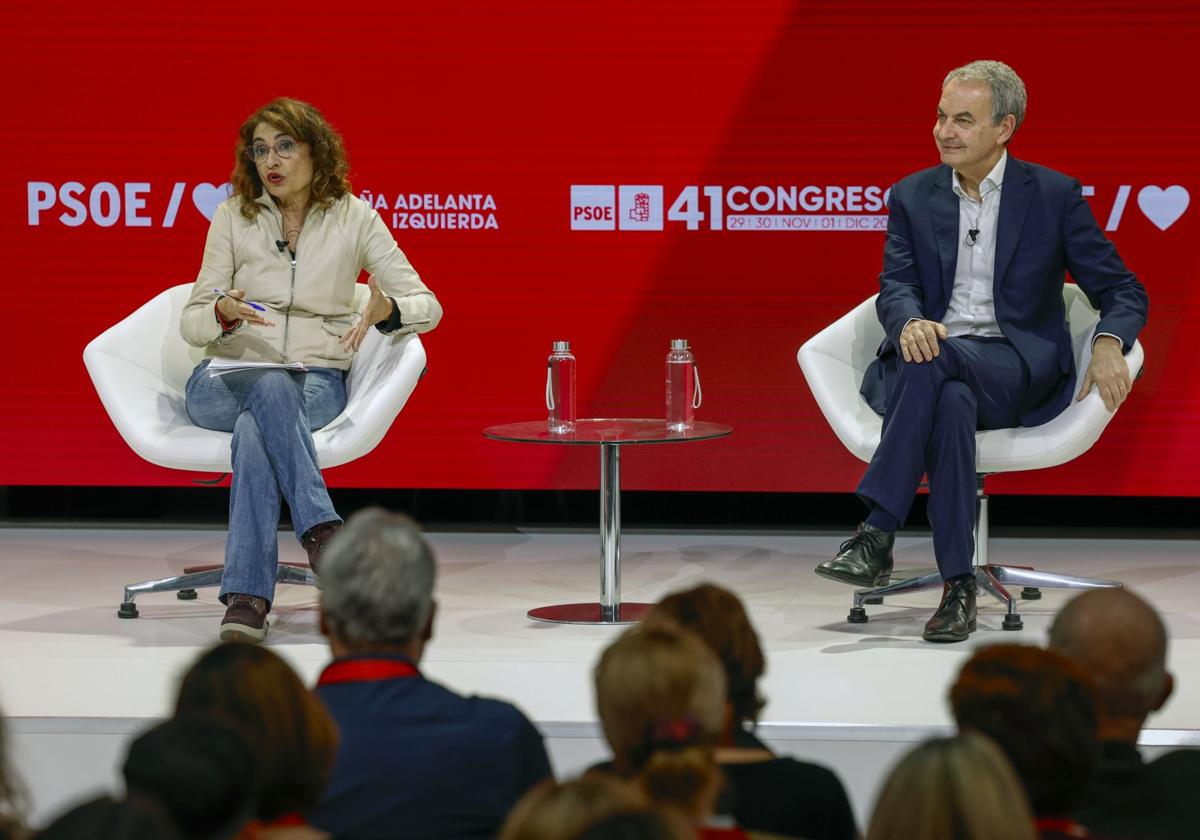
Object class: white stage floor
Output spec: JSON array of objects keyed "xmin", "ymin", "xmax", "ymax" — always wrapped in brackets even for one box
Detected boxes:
[{"xmin": 2, "ymin": 525, "xmax": 1198, "ymax": 826}]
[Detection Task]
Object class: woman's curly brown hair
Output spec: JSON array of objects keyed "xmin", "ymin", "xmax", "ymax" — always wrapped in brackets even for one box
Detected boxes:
[
  {"xmin": 648, "ymin": 583, "xmax": 766, "ymax": 725},
  {"xmin": 230, "ymin": 97, "xmax": 351, "ymax": 220},
  {"xmin": 950, "ymin": 644, "xmax": 1099, "ymax": 817},
  {"xmin": 175, "ymin": 642, "xmax": 338, "ymax": 821}
]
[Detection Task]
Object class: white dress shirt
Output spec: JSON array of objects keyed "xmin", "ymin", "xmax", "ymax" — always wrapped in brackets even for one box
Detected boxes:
[
  {"xmin": 901, "ymin": 151, "xmax": 1121, "ymax": 353},
  {"xmin": 942, "ymin": 151, "xmax": 1007, "ymax": 338}
]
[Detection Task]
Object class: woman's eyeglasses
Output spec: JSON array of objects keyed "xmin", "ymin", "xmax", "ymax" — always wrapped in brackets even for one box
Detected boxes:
[{"xmin": 247, "ymin": 137, "xmax": 299, "ymax": 164}]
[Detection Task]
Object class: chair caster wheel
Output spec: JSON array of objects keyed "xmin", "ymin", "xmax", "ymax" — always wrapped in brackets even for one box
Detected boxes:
[
  {"xmin": 848, "ymin": 607, "xmax": 868, "ymax": 624},
  {"xmin": 1020, "ymin": 587, "xmax": 1042, "ymax": 600},
  {"xmin": 177, "ymin": 589, "xmax": 198, "ymax": 600},
  {"xmin": 1002, "ymin": 614, "xmax": 1024, "ymax": 631},
  {"xmin": 118, "ymin": 603, "xmax": 139, "ymax": 619},
  {"xmin": 864, "ymin": 596, "xmax": 883, "ymax": 605}
]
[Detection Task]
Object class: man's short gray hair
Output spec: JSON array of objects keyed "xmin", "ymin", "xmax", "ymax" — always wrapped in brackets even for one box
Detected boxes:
[
  {"xmin": 944, "ymin": 60, "xmax": 1027, "ymax": 135},
  {"xmin": 319, "ymin": 508, "xmax": 435, "ymax": 648}
]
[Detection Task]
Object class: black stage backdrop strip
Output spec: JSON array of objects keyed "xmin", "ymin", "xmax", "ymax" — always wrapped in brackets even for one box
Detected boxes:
[{"xmin": 0, "ymin": 488, "xmax": 1196, "ymax": 536}]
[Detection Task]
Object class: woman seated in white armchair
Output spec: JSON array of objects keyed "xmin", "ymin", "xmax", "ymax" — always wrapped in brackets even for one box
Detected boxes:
[{"xmin": 180, "ymin": 97, "xmax": 442, "ymax": 642}]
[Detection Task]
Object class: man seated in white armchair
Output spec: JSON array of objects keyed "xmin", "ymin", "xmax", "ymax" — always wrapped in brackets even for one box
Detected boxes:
[{"xmin": 814, "ymin": 60, "xmax": 1148, "ymax": 642}]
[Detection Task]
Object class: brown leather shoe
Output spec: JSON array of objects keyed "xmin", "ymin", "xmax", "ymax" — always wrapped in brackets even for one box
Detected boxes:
[
  {"xmin": 923, "ymin": 577, "xmax": 978, "ymax": 643},
  {"xmin": 300, "ymin": 520, "xmax": 342, "ymax": 575},
  {"xmin": 219, "ymin": 594, "xmax": 269, "ymax": 643}
]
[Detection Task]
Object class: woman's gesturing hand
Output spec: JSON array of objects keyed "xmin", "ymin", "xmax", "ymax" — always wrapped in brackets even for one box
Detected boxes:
[
  {"xmin": 217, "ymin": 290, "xmax": 275, "ymax": 327},
  {"xmin": 340, "ymin": 276, "xmax": 393, "ymax": 353}
]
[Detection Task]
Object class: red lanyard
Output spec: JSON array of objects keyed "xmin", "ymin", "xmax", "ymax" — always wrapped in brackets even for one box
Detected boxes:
[
  {"xmin": 317, "ymin": 658, "xmax": 419, "ymax": 686},
  {"xmin": 1034, "ymin": 818, "xmax": 1089, "ymax": 838}
]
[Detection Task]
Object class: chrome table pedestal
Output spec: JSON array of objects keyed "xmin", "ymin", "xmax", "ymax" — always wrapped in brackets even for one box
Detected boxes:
[{"xmin": 484, "ymin": 419, "xmax": 733, "ymax": 625}]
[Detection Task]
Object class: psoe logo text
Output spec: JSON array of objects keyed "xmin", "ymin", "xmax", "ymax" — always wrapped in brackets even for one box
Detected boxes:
[{"xmin": 27, "ymin": 181, "xmax": 230, "ymax": 227}]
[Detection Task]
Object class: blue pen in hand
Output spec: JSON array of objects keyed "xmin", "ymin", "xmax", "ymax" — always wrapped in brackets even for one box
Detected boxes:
[{"xmin": 212, "ymin": 288, "xmax": 268, "ymax": 312}]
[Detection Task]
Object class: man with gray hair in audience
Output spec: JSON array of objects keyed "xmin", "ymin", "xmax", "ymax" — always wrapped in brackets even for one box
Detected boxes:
[
  {"xmin": 1049, "ymin": 588, "xmax": 1199, "ymax": 839},
  {"xmin": 305, "ymin": 508, "xmax": 552, "ymax": 840}
]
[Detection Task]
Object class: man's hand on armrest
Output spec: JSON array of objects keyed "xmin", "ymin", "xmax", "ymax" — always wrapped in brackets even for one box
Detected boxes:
[{"xmin": 1077, "ymin": 334, "xmax": 1132, "ymax": 412}]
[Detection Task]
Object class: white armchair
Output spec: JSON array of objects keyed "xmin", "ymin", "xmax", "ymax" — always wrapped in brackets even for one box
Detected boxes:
[
  {"xmin": 798, "ymin": 284, "xmax": 1144, "ymax": 629},
  {"xmin": 83, "ymin": 283, "xmax": 428, "ymax": 617}
]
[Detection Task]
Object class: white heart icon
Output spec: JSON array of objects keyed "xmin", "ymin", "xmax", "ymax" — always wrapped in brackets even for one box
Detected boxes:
[
  {"xmin": 192, "ymin": 183, "xmax": 232, "ymax": 221},
  {"xmin": 1136, "ymin": 185, "xmax": 1189, "ymax": 231}
]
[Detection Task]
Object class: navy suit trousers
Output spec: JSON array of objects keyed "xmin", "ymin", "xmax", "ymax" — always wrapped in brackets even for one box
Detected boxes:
[{"xmin": 857, "ymin": 337, "xmax": 1029, "ymax": 579}]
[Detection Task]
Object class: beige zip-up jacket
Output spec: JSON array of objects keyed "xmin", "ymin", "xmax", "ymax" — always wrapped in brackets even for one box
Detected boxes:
[{"xmin": 180, "ymin": 191, "xmax": 442, "ymax": 370}]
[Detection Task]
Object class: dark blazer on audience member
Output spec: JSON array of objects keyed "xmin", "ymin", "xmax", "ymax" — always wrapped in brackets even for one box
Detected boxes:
[
  {"xmin": 1073, "ymin": 741, "xmax": 1200, "ymax": 840},
  {"xmin": 723, "ymin": 728, "xmax": 856, "ymax": 840},
  {"xmin": 591, "ymin": 728, "xmax": 857, "ymax": 840},
  {"xmin": 307, "ymin": 653, "xmax": 552, "ymax": 840}
]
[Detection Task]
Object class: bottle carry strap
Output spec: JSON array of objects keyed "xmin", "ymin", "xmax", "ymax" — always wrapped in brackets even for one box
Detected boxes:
[
  {"xmin": 545, "ymin": 362, "xmax": 555, "ymax": 410},
  {"xmin": 693, "ymin": 366, "xmax": 702, "ymax": 409}
]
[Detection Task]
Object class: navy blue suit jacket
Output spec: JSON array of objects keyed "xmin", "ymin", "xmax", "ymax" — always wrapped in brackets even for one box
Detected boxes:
[
  {"xmin": 861, "ymin": 156, "xmax": 1148, "ymax": 427},
  {"xmin": 308, "ymin": 655, "xmax": 552, "ymax": 840}
]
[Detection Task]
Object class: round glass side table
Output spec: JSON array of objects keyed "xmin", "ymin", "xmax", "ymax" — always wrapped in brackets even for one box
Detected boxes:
[{"xmin": 483, "ymin": 419, "xmax": 733, "ymax": 624}]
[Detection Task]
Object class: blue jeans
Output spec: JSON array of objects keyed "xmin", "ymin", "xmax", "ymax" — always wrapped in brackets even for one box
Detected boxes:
[{"xmin": 186, "ymin": 360, "xmax": 347, "ymax": 607}]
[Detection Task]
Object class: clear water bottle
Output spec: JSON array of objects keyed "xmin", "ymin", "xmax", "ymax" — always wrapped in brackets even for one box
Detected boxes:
[
  {"xmin": 546, "ymin": 340, "xmax": 576, "ymax": 434},
  {"xmin": 666, "ymin": 338, "xmax": 702, "ymax": 432}
]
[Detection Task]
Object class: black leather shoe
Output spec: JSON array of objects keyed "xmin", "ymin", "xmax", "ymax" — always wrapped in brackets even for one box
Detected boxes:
[
  {"xmin": 923, "ymin": 577, "xmax": 978, "ymax": 643},
  {"xmin": 814, "ymin": 523, "xmax": 894, "ymax": 587}
]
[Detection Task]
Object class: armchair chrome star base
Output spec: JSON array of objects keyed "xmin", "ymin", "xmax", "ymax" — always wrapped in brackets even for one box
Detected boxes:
[
  {"xmin": 844, "ymin": 477, "xmax": 1122, "ymax": 630},
  {"xmin": 85, "ymin": 283, "xmax": 428, "ymax": 625},
  {"xmin": 118, "ymin": 562, "xmax": 315, "ymax": 619},
  {"xmin": 798, "ymin": 285, "xmax": 1143, "ymax": 635}
]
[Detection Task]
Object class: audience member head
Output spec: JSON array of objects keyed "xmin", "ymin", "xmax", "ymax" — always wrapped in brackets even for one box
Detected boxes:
[
  {"xmin": 646, "ymin": 583, "xmax": 766, "ymax": 733},
  {"xmin": 174, "ymin": 642, "xmax": 337, "ymax": 821},
  {"xmin": 1048, "ymin": 588, "xmax": 1173, "ymax": 743},
  {"xmin": 37, "ymin": 796, "xmax": 181, "ymax": 840},
  {"xmin": 122, "ymin": 715, "xmax": 257, "ymax": 840},
  {"xmin": 950, "ymin": 644, "xmax": 1098, "ymax": 817},
  {"xmin": 574, "ymin": 811, "xmax": 691, "ymax": 840},
  {"xmin": 594, "ymin": 623, "xmax": 726, "ymax": 822},
  {"xmin": 867, "ymin": 732, "xmax": 1034, "ymax": 840},
  {"xmin": 318, "ymin": 508, "xmax": 436, "ymax": 660},
  {"xmin": 498, "ymin": 774, "xmax": 645, "ymax": 840},
  {"xmin": 0, "ymin": 710, "xmax": 26, "ymax": 840}
]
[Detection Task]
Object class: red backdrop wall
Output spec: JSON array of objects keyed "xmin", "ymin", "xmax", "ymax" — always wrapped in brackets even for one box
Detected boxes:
[{"xmin": 2, "ymin": 1, "xmax": 1196, "ymax": 495}]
